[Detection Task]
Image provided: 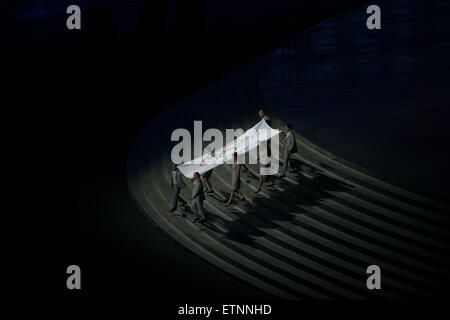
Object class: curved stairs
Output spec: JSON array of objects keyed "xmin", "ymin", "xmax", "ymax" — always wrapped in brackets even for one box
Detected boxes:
[{"xmin": 127, "ymin": 113, "xmax": 450, "ymax": 300}]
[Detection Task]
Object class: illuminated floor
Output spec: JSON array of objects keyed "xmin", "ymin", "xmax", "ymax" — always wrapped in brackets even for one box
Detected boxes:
[
  {"xmin": 127, "ymin": 0, "xmax": 450, "ymax": 299},
  {"xmin": 128, "ymin": 112, "xmax": 450, "ymax": 299}
]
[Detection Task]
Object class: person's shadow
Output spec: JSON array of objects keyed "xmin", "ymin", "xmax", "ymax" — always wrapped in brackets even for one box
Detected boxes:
[{"xmin": 199, "ymin": 158, "xmax": 353, "ymax": 247}]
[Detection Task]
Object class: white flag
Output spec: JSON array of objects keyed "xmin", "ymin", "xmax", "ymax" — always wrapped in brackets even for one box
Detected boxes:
[{"xmin": 178, "ymin": 119, "xmax": 280, "ymax": 178}]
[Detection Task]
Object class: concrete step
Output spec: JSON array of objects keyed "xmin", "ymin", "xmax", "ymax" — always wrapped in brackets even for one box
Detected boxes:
[{"xmin": 127, "ymin": 114, "xmax": 450, "ymax": 299}]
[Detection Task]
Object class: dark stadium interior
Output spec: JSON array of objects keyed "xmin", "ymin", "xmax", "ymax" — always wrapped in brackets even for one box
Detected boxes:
[{"xmin": 9, "ymin": 0, "xmax": 449, "ymax": 300}]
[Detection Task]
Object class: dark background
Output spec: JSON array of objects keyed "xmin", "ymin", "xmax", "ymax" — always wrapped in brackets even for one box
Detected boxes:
[{"xmin": 6, "ymin": 0, "xmax": 415, "ymax": 299}]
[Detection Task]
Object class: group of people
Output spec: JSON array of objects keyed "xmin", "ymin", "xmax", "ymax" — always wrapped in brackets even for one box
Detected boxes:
[{"xmin": 169, "ymin": 109, "xmax": 297, "ymax": 224}]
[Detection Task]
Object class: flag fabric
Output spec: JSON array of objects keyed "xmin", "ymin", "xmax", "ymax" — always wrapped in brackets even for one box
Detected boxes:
[{"xmin": 178, "ymin": 119, "xmax": 280, "ymax": 178}]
